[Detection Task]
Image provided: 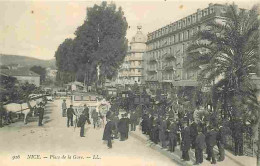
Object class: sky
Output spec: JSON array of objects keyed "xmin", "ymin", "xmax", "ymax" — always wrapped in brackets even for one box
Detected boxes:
[{"xmin": 0, "ymin": 0, "xmax": 259, "ymax": 60}]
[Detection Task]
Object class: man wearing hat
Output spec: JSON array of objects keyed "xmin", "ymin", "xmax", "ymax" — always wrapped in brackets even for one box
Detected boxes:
[
  {"xmin": 102, "ymin": 118, "xmax": 114, "ymax": 149},
  {"xmin": 194, "ymin": 127, "xmax": 206, "ymax": 165},
  {"xmin": 118, "ymin": 114, "xmax": 127, "ymax": 141},
  {"xmin": 206, "ymin": 125, "xmax": 218, "ymax": 164},
  {"xmin": 38, "ymin": 102, "xmax": 45, "ymax": 126},
  {"xmin": 159, "ymin": 116, "xmax": 167, "ymax": 149},
  {"xmin": 181, "ymin": 121, "xmax": 191, "ymax": 161},
  {"xmin": 168, "ymin": 120, "xmax": 178, "ymax": 152},
  {"xmin": 217, "ymin": 125, "xmax": 226, "ymax": 161},
  {"xmin": 67, "ymin": 105, "xmax": 76, "ymax": 127},
  {"xmin": 124, "ymin": 113, "xmax": 130, "ymax": 139}
]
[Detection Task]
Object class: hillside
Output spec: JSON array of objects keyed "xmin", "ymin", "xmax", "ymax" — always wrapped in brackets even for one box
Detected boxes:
[{"xmin": 0, "ymin": 54, "xmax": 56, "ymax": 69}]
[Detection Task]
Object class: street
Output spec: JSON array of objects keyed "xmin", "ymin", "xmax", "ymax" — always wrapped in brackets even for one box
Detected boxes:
[{"xmin": 0, "ymin": 99, "xmax": 177, "ymax": 166}]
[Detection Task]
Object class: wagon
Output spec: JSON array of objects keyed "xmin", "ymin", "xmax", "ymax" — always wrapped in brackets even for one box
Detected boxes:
[{"xmin": 71, "ymin": 93, "xmax": 111, "ymax": 116}]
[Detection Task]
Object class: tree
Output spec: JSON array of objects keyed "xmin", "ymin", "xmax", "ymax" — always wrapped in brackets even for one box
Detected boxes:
[
  {"xmin": 55, "ymin": 38, "xmax": 77, "ymax": 84},
  {"xmin": 186, "ymin": 4, "xmax": 259, "ymax": 119},
  {"xmin": 30, "ymin": 65, "xmax": 46, "ymax": 83},
  {"xmin": 73, "ymin": 1, "xmax": 128, "ymax": 85},
  {"xmin": 186, "ymin": 3, "xmax": 260, "ymax": 163}
]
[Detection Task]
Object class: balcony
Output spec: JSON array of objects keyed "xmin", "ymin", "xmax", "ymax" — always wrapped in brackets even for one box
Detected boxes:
[
  {"xmin": 129, "ymin": 65, "xmax": 143, "ymax": 69},
  {"xmin": 128, "ymin": 56, "xmax": 143, "ymax": 61},
  {"xmin": 148, "ymin": 57, "xmax": 158, "ymax": 64},
  {"xmin": 147, "ymin": 69, "xmax": 157, "ymax": 75},
  {"xmin": 164, "ymin": 53, "xmax": 176, "ymax": 61},
  {"xmin": 163, "ymin": 64, "xmax": 176, "ymax": 72}
]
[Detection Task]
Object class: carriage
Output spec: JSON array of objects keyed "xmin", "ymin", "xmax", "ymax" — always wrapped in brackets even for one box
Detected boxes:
[{"xmin": 71, "ymin": 93, "xmax": 111, "ymax": 116}]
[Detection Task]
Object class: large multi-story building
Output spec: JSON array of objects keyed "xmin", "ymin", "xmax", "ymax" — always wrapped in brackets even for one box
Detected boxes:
[
  {"xmin": 118, "ymin": 25, "xmax": 147, "ymax": 85},
  {"xmin": 144, "ymin": 3, "xmax": 229, "ymax": 91}
]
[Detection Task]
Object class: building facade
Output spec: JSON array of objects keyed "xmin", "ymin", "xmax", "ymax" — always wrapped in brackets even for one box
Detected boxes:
[
  {"xmin": 118, "ymin": 26, "xmax": 147, "ymax": 85},
  {"xmin": 1, "ymin": 68, "xmax": 40, "ymax": 87},
  {"xmin": 144, "ymin": 3, "xmax": 228, "ymax": 91}
]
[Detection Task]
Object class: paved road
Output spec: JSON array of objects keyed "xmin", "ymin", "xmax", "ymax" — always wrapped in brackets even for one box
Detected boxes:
[{"xmin": 0, "ymin": 99, "xmax": 177, "ymax": 166}]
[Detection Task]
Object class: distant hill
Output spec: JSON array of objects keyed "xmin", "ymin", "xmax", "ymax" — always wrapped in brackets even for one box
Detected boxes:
[{"xmin": 0, "ymin": 54, "xmax": 56, "ymax": 69}]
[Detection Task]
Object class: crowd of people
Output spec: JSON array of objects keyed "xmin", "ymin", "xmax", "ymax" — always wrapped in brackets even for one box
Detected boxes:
[
  {"xmin": 139, "ymin": 103, "xmax": 245, "ymax": 165},
  {"xmin": 61, "ymin": 96, "xmax": 247, "ymax": 165}
]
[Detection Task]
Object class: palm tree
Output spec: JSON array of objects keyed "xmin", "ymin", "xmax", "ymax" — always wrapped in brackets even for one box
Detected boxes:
[
  {"xmin": 186, "ymin": 4, "xmax": 260, "ymax": 163},
  {"xmin": 186, "ymin": 3, "xmax": 259, "ymax": 117}
]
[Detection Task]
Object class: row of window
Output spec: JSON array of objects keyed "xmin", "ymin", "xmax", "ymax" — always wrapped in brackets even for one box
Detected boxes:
[
  {"xmin": 148, "ymin": 6, "xmax": 215, "ymax": 40},
  {"xmin": 148, "ymin": 43, "xmax": 189, "ymax": 61},
  {"xmin": 148, "ymin": 70, "xmax": 197, "ymax": 80},
  {"xmin": 148, "ymin": 26, "xmax": 201, "ymax": 50}
]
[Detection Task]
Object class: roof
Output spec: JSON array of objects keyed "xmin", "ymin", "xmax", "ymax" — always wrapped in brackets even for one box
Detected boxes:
[
  {"xmin": 131, "ymin": 26, "xmax": 147, "ymax": 43},
  {"xmin": 66, "ymin": 81, "xmax": 84, "ymax": 87},
  {"xmin": 0, "ymin": 68, "xmax": 40, "ymax": 77}
]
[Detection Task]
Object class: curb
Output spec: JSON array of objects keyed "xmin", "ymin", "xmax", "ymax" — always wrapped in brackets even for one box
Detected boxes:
[
  {"xmin": 129, "ymin": 128, "xmax": 247, "ymax": 166},
  {"xmin": 129, "ymin": 131, "xmax": 192, "ymax": 166}
]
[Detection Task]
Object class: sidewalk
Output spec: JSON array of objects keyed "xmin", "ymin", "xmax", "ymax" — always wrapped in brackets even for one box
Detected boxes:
[{"xmin": 129, "ymin": 126, "xmax": 256, "ymax": 166}]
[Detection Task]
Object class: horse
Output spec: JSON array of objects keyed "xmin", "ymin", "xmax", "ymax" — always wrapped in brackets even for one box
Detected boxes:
[{"xmin": 3, "ymin": 97, "xmax": 43, "ymax": 124}]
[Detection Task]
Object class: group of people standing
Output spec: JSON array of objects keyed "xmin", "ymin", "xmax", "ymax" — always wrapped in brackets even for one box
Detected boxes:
[
  {"xmin": 61, "ymin": 99, "xmax": 102, "ymax": 137},
  {"xmin": 140, "ymin": 105, "xmax": 234, "ymax": 165},
  {"xmin": 102, "ymin": 110, "xmax": 139, "ymax": 149}
]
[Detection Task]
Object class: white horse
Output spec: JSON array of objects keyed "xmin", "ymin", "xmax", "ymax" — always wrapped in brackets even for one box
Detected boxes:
[{"xmin": 3, "ymin": 99, "xmax": 39, "ymax": 124}]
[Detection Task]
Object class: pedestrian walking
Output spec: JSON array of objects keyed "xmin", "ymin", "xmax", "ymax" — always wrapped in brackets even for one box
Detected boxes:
[
  {"xmin": 91, "ymin": 109, "xmax": 99, "ymax": 128},
  {"xmin": 38, "ymin": 102, "xmax": 45, "ymax": 126},
  {"xmin": 83, "ymin": 105, "xmax": 91, "ymax": 125},
  {"xmin": 77, "ymin": 112, "xmax": 87, "ymax": 137},
  {"xmin": 103, "ymin": 118, "xmax": 114, "ymax": 149},
  {"xmin": 62, "ymin": 100, "xmax": 67, "ymax": 117},
  {"xmin": 194, "ymin": 128, "xmax": 206, "ymax": 165},
  {"xmin": 67, "ymin": 105, "xmax": 76, "ymax": 127}
]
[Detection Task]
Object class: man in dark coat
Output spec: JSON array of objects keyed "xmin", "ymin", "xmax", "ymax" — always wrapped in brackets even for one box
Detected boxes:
[
  {"xmin": 130, "ymin": 111, "xmax": 137, "ymax": 131},
  {"xmin": 141, "ymin": 111, "xmax": 149, "ymax": 134},
  {"xmin": 206, "ymin": 126, "xmax": 218, "ymax": 164},
  {"xmin": 67, "ymin": 105, "xmax": 76, "ymax": 127},
  {"xmin": 83, "ymin": 105, "xmax": 91, "ymax": 124},
  {"xmin": 113, "ymin": 114, "xmax": 119, "ymax": 139},
  {"xmin": 106, "ymin": 110, "xmax": 112, "ymax": 120},
  {"xmin": 194, "ymin": 128, "xmax": 206, "ymax": 165},
  {"xmin": 78, "ymin": 112, "xmax": 87, "ymax": 137},
  {"xmin": 159, "ymin": 116, "xmax": 167, "ymax": 148},
  {"xmin": 217, "ymin": 125, "xmax": 226, "ymax": 161},
  {"xmin": 168, "ymin": 120, "xmax": 178, "ymax": 152},
  {"xmin": 125, "ymin": 113, "xmax": 130, "ymax": 139},
  {"xmin": 181, "ymin": 122, "xmax": 191, "ymax": 161},
  {"xmin": 103, "ymin": 118, "xmax": 114, "ymax": 148},
  {"xmin": 91, "ymin": 109, "xmax": 99, "ymax": 128},
  {"xmin": 38, "ymin": 102, "xmax": 44, "ymax": 126},
  {"xmin": 148, "ymin": 114, "xmax": 154, "ymax": 140},
  {"xmin": 190, "ymin": 120, "xmax": 198, "ymax": 149},
  {"xmin": 118, "ymin": 114, "xmax": 127, "ymax": 141}
]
